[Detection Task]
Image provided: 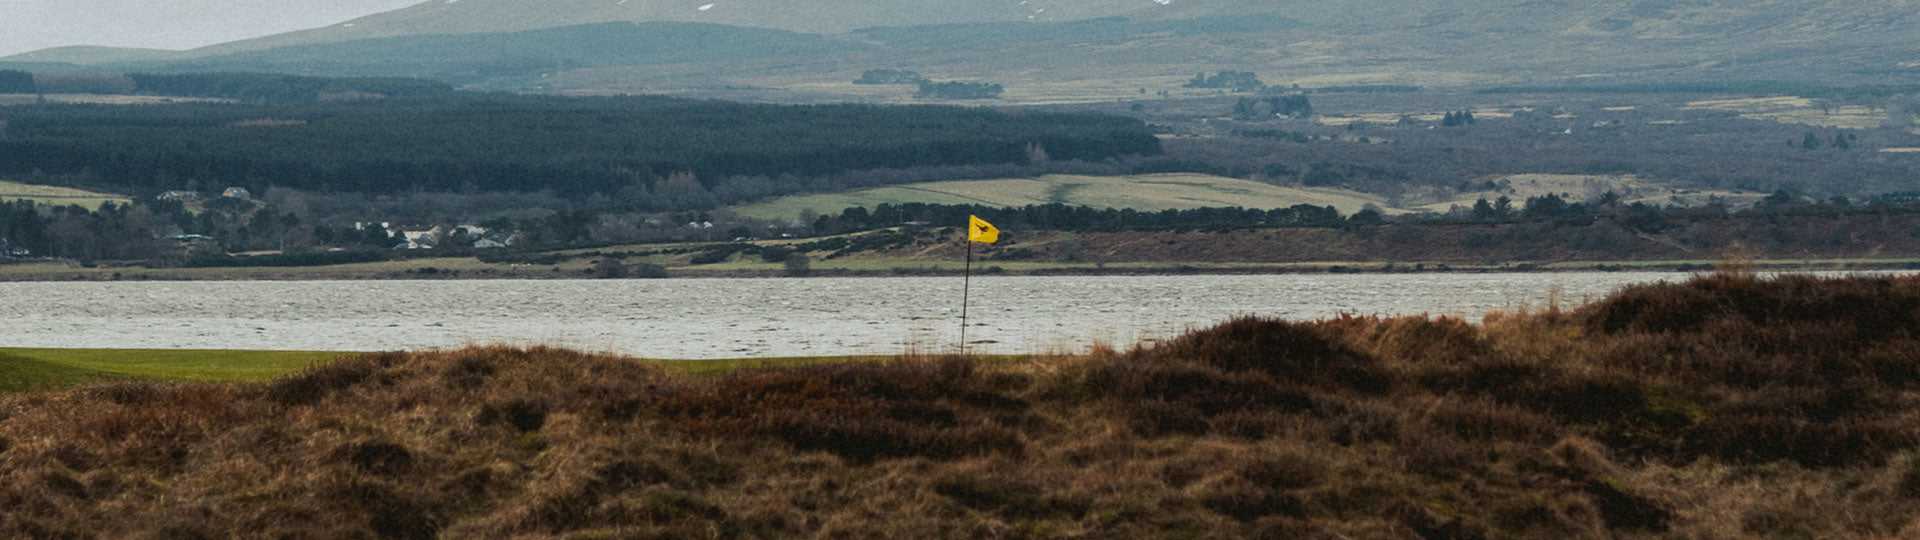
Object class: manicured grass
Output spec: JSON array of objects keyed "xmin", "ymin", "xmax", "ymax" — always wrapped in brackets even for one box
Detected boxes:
[
  {"xmin": 0, "ymin": 353, "xmax": 130, "ymax": 394},
  {"xmin": 727, "ymin": 173, "xmax": 1394, "ymax": 221},
  {"xmin": 0, "ymin": 348, "xmax": 351, "ymax": 392},
  {"xmin": 0, "ymin": 347, "xmax": 1030, "ymax": 393}
]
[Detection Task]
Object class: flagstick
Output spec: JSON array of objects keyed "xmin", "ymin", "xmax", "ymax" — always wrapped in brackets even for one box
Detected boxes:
[{"xmin": 960, "ymin": 239, "xmax": 973, "ymax": 355}]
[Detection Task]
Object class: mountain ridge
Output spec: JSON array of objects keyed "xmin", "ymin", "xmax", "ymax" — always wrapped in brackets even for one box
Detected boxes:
[{"xmin": 6, "ymin": 0, "xmax": 1918, "ymax": 100}]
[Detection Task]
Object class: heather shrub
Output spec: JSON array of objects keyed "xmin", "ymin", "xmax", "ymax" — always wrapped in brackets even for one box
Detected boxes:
[
  {"xmin": 7, "ymin": 274, "xmax": 1920, "ymax": 537},
  {"xmin": 660, "ymin": 357, "xmax": 1028, "ymax": 462},
  {"xmin": 1133, "ymin": 316, "xmax": 1391, "ymax": 393}
]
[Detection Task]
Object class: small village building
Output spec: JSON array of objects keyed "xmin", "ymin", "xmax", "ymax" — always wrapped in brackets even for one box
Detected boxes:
[
  {"xmin": 172, "ymin": 234, "xmax": 219, "ymax": 257},
  {"xmin": 0, "ymin": 238, "xmax": 27, "ymax": 257},
  {"xmin": 158, "ymin": 191, "xmax": 200, "ymax": 202},
  {"xmin": 222, "ymin": 187, "xmax": 252, "ymax": 199},
  {"xmin": 473, "ymin": 238, "xmax": 507, "ymax": 249}
]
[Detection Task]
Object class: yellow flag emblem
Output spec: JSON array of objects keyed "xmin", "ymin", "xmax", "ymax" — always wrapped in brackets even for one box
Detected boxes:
[{"xmin": 968, "ymin": 215, "xmax": 1000, "ymax": 244}]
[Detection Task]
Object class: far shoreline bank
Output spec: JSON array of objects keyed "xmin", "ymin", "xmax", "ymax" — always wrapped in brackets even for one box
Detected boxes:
[{"xmin": 2, "ymin": 258, "xmax": 1914, "ymax": 282}]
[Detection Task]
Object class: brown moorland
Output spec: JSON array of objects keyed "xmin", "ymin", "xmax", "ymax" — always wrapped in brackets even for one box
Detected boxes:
[{"xmin": 4, "ymin": 271, "xmax": 1920, "ymax": 538}]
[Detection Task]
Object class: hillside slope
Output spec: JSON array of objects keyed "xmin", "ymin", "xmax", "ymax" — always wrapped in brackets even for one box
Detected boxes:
[
  {"xmin": 145, "ymin": 22, "xmax": 869, "ymax": 83},
  {"xmin": 191, "ymin": 0, "xmax": 1200, "ymax": 53},
  {"xmin": 168, "ymin": 0, "xmax": 1920, "ymax": 60},
  {"xmin": 10, "ymin": 0, "xmax": 1919, "ymax": 97}
]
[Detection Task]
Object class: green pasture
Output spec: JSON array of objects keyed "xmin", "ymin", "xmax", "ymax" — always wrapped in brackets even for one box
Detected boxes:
[
  {"xmin": 727, "ymin": 174, "xmax": 1395, "ymax": 222},
  {"xmin": 0, "ymin": 180, "xmax": 132, "ymax": 209},
  {"xmin": 0, "ymin": 348, "xmax": 350, "ymax": 394}
]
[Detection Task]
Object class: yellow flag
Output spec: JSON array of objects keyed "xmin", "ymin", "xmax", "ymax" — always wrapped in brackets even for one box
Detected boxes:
[{"xmin": 968, "ymin": 215, "xmax": 1000, "ymax": 244}]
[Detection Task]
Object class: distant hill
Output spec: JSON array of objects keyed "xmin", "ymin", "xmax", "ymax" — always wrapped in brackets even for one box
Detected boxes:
[
  {"xmin": 151, "ymin": 0, "xmax": 1920, "ymax": 57},
  {"xmin": 6, "ymin": 0, "xmax": 1919, "ymax": 99},
  {"xmin": 853, "ymin": 15, "xmax": 1303, "ymax": 50},
  {"xmin": 0, "ymin": 46, "xmax": 192, "ymax": 66},
  {"xmin": 138, "ymin": 22, "xmax": 870, "ymax": 85},
  {"xmin": 189, "ymin": 0, "xmax": 1216, "ymax": 54}
]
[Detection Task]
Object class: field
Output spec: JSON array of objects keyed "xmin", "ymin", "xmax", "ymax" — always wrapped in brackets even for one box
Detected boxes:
[
  {"xmin": 1411, "ymin": 173, "xmax": 1767, "ymax": 212},
  {"xmin": 0, "ymin": 94, "xmax": 230, "ymax": 106},
  {"xmin": 728, "ymin": 173, "xmax": 1396, "ymax": 222},
  {"xmin": 0, "ymin": 180, "xmax": 130, "ymax": 209},
  {"xmin": 5, "ymin": 273, "xmax": 1920, "ymax": 537},
  {"xmin": 0, "ymin": 348, "xmax": 346, "ymax": 394},
  {"xmin": 1683, "ymin": 96, "xmax": 1891, "ymax": 129}
]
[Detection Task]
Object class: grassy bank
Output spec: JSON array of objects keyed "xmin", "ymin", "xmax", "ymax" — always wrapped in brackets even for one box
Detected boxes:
[
  {"xmin": 5, "ymin": 272, "xmax": 1920, "ymax": 537},
  {"xmin": 5, "ymin": 256, "xmax": 1914, "ymax": 282},
  {"xmin": 19, "ymin": 211, "xmax": 1920, "ymax": 281},
  {"xmin": 0, "ymin": 348, "xmax": 1037, "ymax": 392},
  {"xmin": 0, "ymin": 349, "xmax": 347, "ymax": 394}
]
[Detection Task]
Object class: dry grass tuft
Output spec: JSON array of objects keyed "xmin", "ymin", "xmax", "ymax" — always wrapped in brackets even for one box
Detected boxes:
[{"xmin": 5, "ymin": 275, "xmax": 1920, "ymax": 537}]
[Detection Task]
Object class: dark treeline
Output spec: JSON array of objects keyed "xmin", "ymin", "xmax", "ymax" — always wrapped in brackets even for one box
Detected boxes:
[
  {"xmin": 1185, "ymin": 71, "xmax": 1265, "ymax": 92},
  {"xmin": 814, "ymin": 201, "xmax": 1351, "ymax": 234},
  {"xmin": 12, "ymin": 183, "xmax": 1920, "ymax": 264},
  {"xmin": 1306, "ymin": 85, "xmax": 1421, "ymax": 94},
  {"xmin": 128, "ymin": 73, "xmax": 454, "ymax": 103},
  {"xmin": 1231, "ymin": 95, "xmax": 1312, "ymax": 120},
  {"xmin": 0, "ymin": 93, "xmax": 1159, "ymax": 202},
  {"xmin": 0, "ymin": 70, "xmax": 35, "ymax": 94},
  {"xmin": 806, "ymin": 189, "xmax": 1920, "ymax": 239},
  {"xmin": 0, "ymin": 196, "xmax": 400, "ymax": 262},
  {"xmin": 915, "ymin": 81, "xmax": 1003, "ymax": 100},
  {"xmin": 10, "ymin": 72, "xmax": 453, "ymax": 103},
  {"xmin": 853, "ymin": 69, "xmax": 926, "ymax": 85}
]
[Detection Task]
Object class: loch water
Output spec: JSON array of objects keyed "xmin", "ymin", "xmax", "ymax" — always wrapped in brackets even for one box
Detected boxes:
[{"xmin": 0, "ymin": 272, "xmax": 1839, "ymax": 358}]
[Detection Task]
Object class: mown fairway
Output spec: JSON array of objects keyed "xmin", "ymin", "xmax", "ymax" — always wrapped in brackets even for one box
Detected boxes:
[
  {"xmin": 728, "ymin": 173, "xmax": 1394, "ymax": 221},
  {"xmin": 0, "ymin": 348, "xmax": 348, "ymax": 394},
  {"xmin": 0, "ymin": 347, "xmax": 1030, "ymax": 393}
]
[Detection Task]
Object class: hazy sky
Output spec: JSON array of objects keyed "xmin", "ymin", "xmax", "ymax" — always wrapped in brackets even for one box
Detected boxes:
[{"xmin": 0, "ymin": 0, "xmax": 426, "ymax": 57}]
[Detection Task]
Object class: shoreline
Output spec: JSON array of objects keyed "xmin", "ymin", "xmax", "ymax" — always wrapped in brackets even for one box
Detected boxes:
[{"xmin": 1, "ymin": 258, "xmax": 1915, "ymax": 282}]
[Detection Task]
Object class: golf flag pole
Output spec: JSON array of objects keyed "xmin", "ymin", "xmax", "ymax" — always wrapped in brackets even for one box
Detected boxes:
[{"xmin": 962, "ymin": 215, "xmax": 1000, "ymax": 353}]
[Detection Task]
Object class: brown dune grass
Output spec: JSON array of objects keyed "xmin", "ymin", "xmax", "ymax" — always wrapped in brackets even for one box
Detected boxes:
[{"xmin": 5, "ymin": 272, "xmax": 1920, "ymax": 537}]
